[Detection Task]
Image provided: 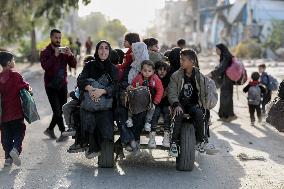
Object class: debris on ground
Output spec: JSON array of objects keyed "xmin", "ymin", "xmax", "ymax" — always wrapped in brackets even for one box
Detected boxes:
[{"xmin": 237, "ymin": 153, "xmax": 266, "ymax": 161}]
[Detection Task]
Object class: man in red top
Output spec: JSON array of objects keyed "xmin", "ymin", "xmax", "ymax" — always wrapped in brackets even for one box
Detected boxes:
[
  {"xmin": 0, "ymin": 51, "xmax": 30, "ymax": 166},
  {"xmin": 40, "ymin": 29, "xmax": 77, "ymax": 142},
  {"xmin": 85, "ymin": 36, "xmax": 93, "ymax": 55}
]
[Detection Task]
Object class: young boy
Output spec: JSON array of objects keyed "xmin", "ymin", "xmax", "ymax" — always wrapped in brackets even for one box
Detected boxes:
[
  {"xmin": 0, "ymin": 51, "xmax": 31, "ymax": 166},
  {"xmin": 127, "ymin": 60, "xmax": 163, "ymax": 134},
  {"xmin": 243, "ymin": 72, "xmax": 266, "ymax": 126},
  {"xmin": 168, "ymin": 49, "xmax": 208, "ymax": 157},
  {"xmin": 258, "ymin": 64, "xmax": 272, "ymax": 114},
  {"xmin": 148, "ymin": 61, "xmax": 171, "ymax": 148}
]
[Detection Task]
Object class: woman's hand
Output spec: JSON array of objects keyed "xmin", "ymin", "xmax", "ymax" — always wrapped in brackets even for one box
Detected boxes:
[
  {"xmin": 127, "ymin": 85, "xmax": 135, "ymax": 91},
  {"xmin": 173, "ymin": 106, "xmax": 183, "ymax": 117}
]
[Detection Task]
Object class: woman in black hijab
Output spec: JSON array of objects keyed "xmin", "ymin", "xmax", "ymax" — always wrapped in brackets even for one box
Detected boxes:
[
  {"xmin": 77, "ymin": 40, "xmax": 118, "ymax": 159},
  {"xmin": 210, "ymin": 43, "xmax": 236, "ymax": 122}
]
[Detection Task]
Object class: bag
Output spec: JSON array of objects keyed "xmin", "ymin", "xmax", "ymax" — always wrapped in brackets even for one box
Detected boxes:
[
  {"xmin": 204, "ymin": 77, "xmax": 218, "ymax": 110},
  {"xmin": 20, "ymin": 89, "xmax": 40, "ymax": 124},
  {"xmin": 80, "ymin": 75, "xmax": 113, "ymax": 112},
  {"xmin": 128, "ymin": 86, "xmax": 151, "ymax": 115},
  {"xmin": 247, "ymin": 85, "xmax": 261, "ymax": 105},
  {"xmin": 226, "ymin": 58, "xmax": 244, "ymax": 82},
  {"xmin": 266, "ymin": 75, "xmax": 278, "ymax": 91},
  {"xmin": 235, "ymin": 68, "xmax": 248, "ymax": 85},
  {"xmin": 266, "ymin": 98, "xmax": 284, "ymax": 132},
  {"xmin": 278, "ymin": 80, "xmax": 284, "ymax": 99}
]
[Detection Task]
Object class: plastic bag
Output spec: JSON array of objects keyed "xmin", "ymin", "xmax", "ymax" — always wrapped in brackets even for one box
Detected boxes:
[{"xmin": 20, "ymin": 89, "xmax": 40, "ymax": 124}]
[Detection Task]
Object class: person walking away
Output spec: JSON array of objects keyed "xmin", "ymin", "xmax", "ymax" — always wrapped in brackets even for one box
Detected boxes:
[
  {"xmin": 209, "ymin": 43, "xmax": 236, "ymax": 122},
  {"xmin": 85, "ymin": 36, "xmax": 93, "ymax": 55},
  {"xmin": 258, "ymin": 64, "xmax": 272, "ymax": 115},
  {"xmin": 243, "ymin": 72, "xmax": 266, "ymax": 126},
  {"xmin": 0, "ymin": 51, "xmax": 31, "ymax": 166},
  {"xmin": 68, "ymin": 37, "xmax": 77, "ymax": 76},
  {"xmin": 40, "ymin": 29, "xmax": 77, "ymax": 142}
]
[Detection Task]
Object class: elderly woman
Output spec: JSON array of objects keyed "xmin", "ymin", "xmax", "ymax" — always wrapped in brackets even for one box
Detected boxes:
[{"xmin": 77, "ymin": 40, "xmax": 118, "ymax": 159}]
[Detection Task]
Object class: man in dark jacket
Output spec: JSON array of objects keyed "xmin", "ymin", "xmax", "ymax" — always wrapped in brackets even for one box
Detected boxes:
[{"xmin": 40, "ymin": 29, "xmax": 77, "ymax": 142}]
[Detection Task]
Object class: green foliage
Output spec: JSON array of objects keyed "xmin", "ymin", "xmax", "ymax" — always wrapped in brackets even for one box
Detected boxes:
[
  {"xmin": 37, "ymin": 36, "xmax": 70, "ymax": 50},
  {"xmin": 265, "ymin": 21, "xmax": 284, "ymax": 51},
  {"xmin": 234, "ymin": 40, "xmax": 263, "ymax": 58}
]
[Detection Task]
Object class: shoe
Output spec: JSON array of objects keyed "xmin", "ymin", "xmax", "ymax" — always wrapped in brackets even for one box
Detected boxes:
[
  {"xmin": 130, "ymin": 140, "xmax": 140, "ymax": 155},
  {"xmin": 126, "ymin": 118, "xmax": 133, "ymax": 128},
  {"xmin": 258, "ymin": 117, "xmax": 262, "ymax": 123},
  {"xmin": 162, "ymin": 131, "xmax": 170, "ymax": 148},
  {"xmin": 85, "ymin": 150, "xmax": 101, "ymax": 159},
  {"xmin": 125, "ymin": 145, "xmax": 133, "ymax": 152},
  {"xmin": 4, "ymin": 158, "xmax": 13, "ymax": 167},
  {"xmin": 251, "ymin": 121, "xmax": 255, "ymax": 126},
  {"xmin": 225, "ymin": 115, "xmax": 238, "ymax": 122},
  {"xmin": 169, "ymin": 143, "xmax": 178, "ymax": 157},
  {"xmin": 44, "ymin": 129, "xmax": 57, "ymax": 139},
  {"xmin": 144, "ymin": 123, "xmax": 151, "ymax": 132},
  {"xmin": 62, "ymin": 128, "xmax": 76, "ymax": 137},
  {"xmin": 148, "ymin": 132, "xmax": 156, "ymax": 148},
  {"xmin": 56, "ymin": 134, "xmax": 69, "ymax": 142},
  {"xmin": 9, "ymin": 148, "xmax": 21, "ymax": 166},
  {"xmin": 67, "ymin": 143, "xmax": 85, "ymax": 153},
  {"xmin": 204, "ymin": 142, "xmax": 219, "ymax": 155},
  {"xmin": 195, "ymin": 142, "xmax": 205, "ymax": 153}
]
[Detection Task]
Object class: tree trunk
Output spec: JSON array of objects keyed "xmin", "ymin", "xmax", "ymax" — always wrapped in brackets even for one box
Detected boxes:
[{"xmin": 30, "ymin": 27, "xmax": 37, "ymax": 64}]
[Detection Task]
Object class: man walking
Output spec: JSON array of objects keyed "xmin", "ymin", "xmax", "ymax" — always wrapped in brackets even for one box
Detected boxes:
[{"xmin": 40, "ymin": 29, "xmax": 77, "ymax": 142}]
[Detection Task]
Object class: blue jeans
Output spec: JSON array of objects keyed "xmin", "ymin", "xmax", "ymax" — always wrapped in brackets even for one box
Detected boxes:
[
  {"xmin": 151, "ymin": 105, "xmax": 171, "ymax": 132},
  {"xmin": 0, "ymin": 119, "xmax": 26, "ymax": 159}
]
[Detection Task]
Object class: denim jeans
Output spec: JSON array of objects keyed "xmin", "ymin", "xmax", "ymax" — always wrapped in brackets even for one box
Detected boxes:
[
  {"xmin": 0, "ymin": 119, "xmax": 26, "ymax": 159},
  {"xmin": 151, "ymin": 105, "xmax": 171, "ymax": 132}
]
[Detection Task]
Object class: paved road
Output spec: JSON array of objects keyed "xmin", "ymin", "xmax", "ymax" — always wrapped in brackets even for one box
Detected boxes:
[{"xmin": 0, "ymin": 62, "xmax": 284, "ymax": 189}]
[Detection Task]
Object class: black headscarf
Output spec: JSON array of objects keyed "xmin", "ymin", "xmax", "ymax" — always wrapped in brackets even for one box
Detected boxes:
[
  {"xmin": 93, "ymin": 40, "xmax": 113, "ymax": 78},
  {"xmin": 216, "ymin": 43, "xmax": 233, "ymax": 63},
  {"xmin": 168, "ymin": 47, "xmax": 181, "ymax": 74}
]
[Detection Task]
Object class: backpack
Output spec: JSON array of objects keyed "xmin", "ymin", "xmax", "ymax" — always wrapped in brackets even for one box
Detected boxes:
[
  {"xmin": 266, "ymin": 75, "xmax": 278, "ymax": 91},
  {"xmin": 247, "ymin": 85, "xmax": 261, "ymax": 105},
  {"xmin": 226, "ymin": 57, "xmax": 245, "ymax": 82},
  {"xmin": 204, "ymin": 77, "xmax": 218, "ymax": 110},
  {"xmin": 235, "ymin": 68, "xmax": 248, "ymax": 85},
  {"xmin": 128, "ymin": 86, "xmax": 151, "ymax": 115}
]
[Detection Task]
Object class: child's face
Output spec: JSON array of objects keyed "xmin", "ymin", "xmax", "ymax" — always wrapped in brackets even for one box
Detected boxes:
[
  {"xmin": 157, "ymin": 67, "xmax": 167, "ymax": 79},
  {"xmin": 149, "ymin": 44, "xmax": 159, "ymax": 52},
  {"xmin": 141, "ymin": 65, "xmax": 154, "ymax": 79},
  {"xmin": 259, "ymin": 67, "xmax": 265, "ymax": 74},
  {"xmin": 180, "ymin": 55, "xmax": 193, "ymax": 71},
  {"xmin": 8, "ymin": 58, "xmax": 15, "ymax": 68},
  {"xmin": 124, "ymin": 40, "xmax": 131, "ymax": 48}
]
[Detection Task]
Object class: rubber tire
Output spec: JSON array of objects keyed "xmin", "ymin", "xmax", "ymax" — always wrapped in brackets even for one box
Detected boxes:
[
  {"xmin": 98, "ymin": 140, "xmax": 114, "ymax": 168},
  {"xmin": 176, "ymin": 123, "xmax": 196, "ymax": 171}
]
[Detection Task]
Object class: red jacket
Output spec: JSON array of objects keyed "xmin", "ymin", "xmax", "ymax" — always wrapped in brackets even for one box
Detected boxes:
[
  {"xmin": 0, "ymin": 69, "xmax": 30, "ymax": 123},
  {"xmin": 40, "ymin": 44, "xmax": 77, "ymax": 88},
  {"xmin": 117, "ymin": 48, "xmax": 133, "ymax": 81},
  {"xmin": 132, "ymin": 73, "xmax": 164, "ymax": 105}
]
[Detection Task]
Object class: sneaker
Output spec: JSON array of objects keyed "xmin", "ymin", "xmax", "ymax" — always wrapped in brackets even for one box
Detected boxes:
[
  {"xmin": 9, "ymin": 148, "xmax": 21, "ymax": 166},
  {"xmin": 225, "ymin": 115, "xmax": 238, "ymax": 122},
  {"xmin": 204, "ymin": 142, "xmax": 219, "ymax": 155},
  {"xmin": 85, "ymin": 150, "xmax": 101, "ymax": 159},
  {"xmin": 195, "ymin": 142, "xmax": 205, "ymax": 153},
  {"xmin": 62, "ymin": 128, "xmax": 76, "ymax": 137},
  {"xmin": 251, "ymin": 121, "xmax": 255, "ymax": 126},
  {"xmin": 148, "ymin": 132, "xmax": 156, "ymax": 148},
  {"xmin": 162, "ymin": 131, "xmax": 170, "ymax": 148},
  {"xmin": 44, "ymin": 129, "xmax": 57, "ymax": 139},
  {"xmin": 169, "ymin": 143, "xmax": 178, "ymax": 157},
  {"xmin": 4, "ymin": 158, "xmax": 13, "ymax": 167},
  {"xmin": 144, "ymin": 123, "xmax": 151, "ymax": 132},
  {"xmin": 126, "ymin": 118, "xmax": 133, "ymax": 128},
  {"xmin": 67, "ymin": 143, "xmax": 85, "ymax": 153},
  {"xmin": 56, "ymin": 134, "xmax": 69, "ymax": 142}
]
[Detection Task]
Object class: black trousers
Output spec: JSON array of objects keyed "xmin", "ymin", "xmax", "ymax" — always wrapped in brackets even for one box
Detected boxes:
[
  {"xmin": 261, "ymin": 90, "xmax": 272, "ymax": 112},
  {"xmin": 45, "ymin": 86, "xmax": 67, "ymax": 132},
  {"xmin": 172, "ymin": 105, "xmax": 205, "ymax": 143},
  {"xmin": 248, "ymin": 104, "xmax": 261, "ymax": 122},
  {"xmin": 0, "ymin": 119, "xmax": 26, "ymax": 159}
]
